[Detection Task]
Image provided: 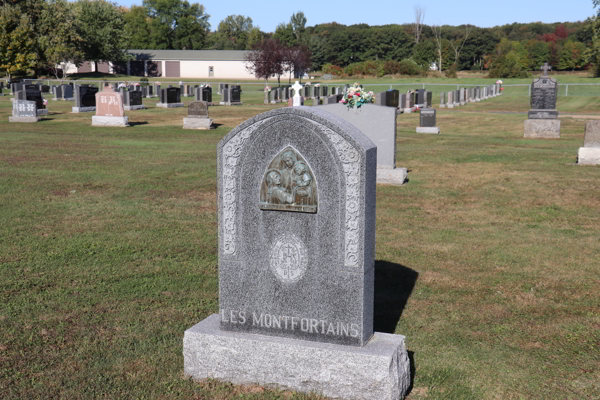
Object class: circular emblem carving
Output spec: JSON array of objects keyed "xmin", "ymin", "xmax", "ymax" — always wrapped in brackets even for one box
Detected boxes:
[{"xmin": 269, "ymin": 234, "xmax": 308, "ymax": 283}]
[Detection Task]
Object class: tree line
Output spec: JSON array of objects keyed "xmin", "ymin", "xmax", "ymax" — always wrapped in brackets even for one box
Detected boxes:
[{"xmin": 1, "ymin": 0, "xmax": 599, "ymax": 79}]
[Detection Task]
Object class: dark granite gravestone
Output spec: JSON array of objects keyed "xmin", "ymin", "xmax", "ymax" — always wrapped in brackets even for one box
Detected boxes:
[
  {"xmin": 162, "ymin": 87, "xmax": 180, "ymax": 103},
  {"xmin": 386, "ymin": 90, "xmax": 399, "ymax": 108},
  {"xmin": 61, "ymin": 84, "xmax": 74, "ymax": 100},
  {"xmin": 76, "ymin": 85, "xmax": 98, "ymax": 107},
  {"xmin": 183, "ymin": 107, "xmax": 410, "ymax": 399},
  {"xmin": 420, "ymin": 108, "xmax": 436, "ymax": 127},
  {"xmin": 314, "ymin": 86, "xmax": 321, "ymax": 98},
  {"xmin": 202, "ymin": 87, "xmax": 212, "ymax": 102},
  {"xmin": 141, "ymin": 86, "xmax": 148, "ymax": 97},
  {"xmin": 415, "ymin": 89, "xmax": 425, "ymax": 105},
  {"xmin": 426, "ymin": 91, "xmax": 432, "ymax": 107},
  {"xmin": 25, "ymin": 89, "xmax": 44, "ymax": 111},
  {"xmin": 529, "ymin": 63, "xmax": 557, "ymax": 119},
  {"xmin": 225, "ymin": 86, "xmax": 241, "ymax": 104},
  {"xmin": 72, "ymin": 85, "xmax": 98, "ymax": 112},
  {"xmin": 416, "ymin": 108, "xmax": 440, "ymax": 134},
  {"xmin": 124, "ymin": 90, "xmax": 144, "ymax": 110},
  {"xmin": 304, "ymin": 85, "xmax": 310, "ymax": 98},
  {"xmin": 148, "ymin": 86, "xmax": 153, "ymax": 97},
  {"xmin": 157, "ymin": 87, "xmax": 183, "ymax": 108},
  {"xmin": 321, "ymin": 85, "xmax": 328, "ymax": 97},
  {"xmin": 41, "ymin": 85, "xmax": 50, "ymax": 93},
  {"xmin": 221, "ymin": 88, "xmax": 229, "ymax": 103}
]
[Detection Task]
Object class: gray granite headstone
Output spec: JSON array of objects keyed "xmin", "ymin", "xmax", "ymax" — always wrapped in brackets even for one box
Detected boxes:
[
  {"xmin": 13, "ymin": 100, "xmax": 37, "ymax": 117},
  {"xmin": 217, "ymin": 107, "xmax": 376, "ymax": 347},
  {"xmin": 315, "ymin": 103, "xmax": 398, "ymax": 171},
  {"xmin": 578, "ymin": 120, "xmax": 600, "ymax": 165},
  {"xmin": 188, "ymin": 101, "xmax": 208, "ymax": 118}
]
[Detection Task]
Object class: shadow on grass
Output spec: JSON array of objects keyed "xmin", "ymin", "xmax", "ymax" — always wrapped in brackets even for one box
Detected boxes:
[
  {"xmin": 128, "ymin": 121, "xmax": 149, "ymax": 127},
  {"xmin": 39, "ymin": 118, "xmax": 55, "ymax": 122},
  {"xmin": 373, "ymin": 260, "xmax": 418, "ymax": 334}
]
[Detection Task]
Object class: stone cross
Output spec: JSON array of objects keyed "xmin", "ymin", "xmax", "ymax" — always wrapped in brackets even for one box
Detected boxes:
[
  {"xmin": 541, "ymin": 63, "xmax": 551, "ymax": 77},
  {"xmin": 292, "ymin": 81, "xmax": 303, "ymax": 107}
]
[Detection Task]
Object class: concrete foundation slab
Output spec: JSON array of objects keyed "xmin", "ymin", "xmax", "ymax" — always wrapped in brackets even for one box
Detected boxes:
[
  {"xmin": 92, "ymin": 116, "xmax": 129, "ymax": 127},
  {"xmin": 72, "ymin": 106, "xmax": 96, "ymax": 113},
  {"xmin": 524, "ymin": 119, "xmax": 561, "ymax": 138},
  {"xmin": 183, "ymin": 118, "xmax": 213, "ymax": 130},
  {"xmin": 416, "ymin": 127, "xmax": 440, "ymax": 134},
  {"xmin": 376, "ymin": 168, "xmax": 408, "ymax": 186},
  {"xmin": 184, "ymin": 314, "xmax": 410, "ymax": 400},
  {"xmin": 577, "ymin": 147, "xmax": 600, "ymax": 165},
  {"xmin": 156, "ymin": 103, "xmax": 184, "ymax": 108},
  {"xmin": 9, "ymin": 116, "xmax": 40, "ymax": 123}
]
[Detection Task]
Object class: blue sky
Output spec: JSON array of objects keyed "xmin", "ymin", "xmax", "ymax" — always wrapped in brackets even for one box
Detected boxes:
[{"xmin": 117, "ymin": 0, "xmax": 596, "ymax": 32}]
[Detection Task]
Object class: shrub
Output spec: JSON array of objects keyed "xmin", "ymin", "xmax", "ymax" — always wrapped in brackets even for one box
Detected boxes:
[
  {"xmin": 445, "ymin": 63, "xmax": 457, "ymax": 78},
  {"xmin": 383, "ymin": 59, "xmax": 425, "ymax": 76},
  {"xmin": 140, "ymin": 77, "xmax": 149, "ymax": 87},
  {"xmin": 488, "ymin": 51, "xmax": 530, "ymax": 78},
  {"xmin": 322, "ymin": 64, "xmax": 344, "ymax": 76}
]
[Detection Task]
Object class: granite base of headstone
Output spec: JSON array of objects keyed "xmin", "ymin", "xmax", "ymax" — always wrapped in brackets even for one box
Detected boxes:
[
  {"xmin": 37, "ymin": 109, "xmax": 49, "ymax": 116},
  {"xmin": 185, "ymin": 315, "xmax": 409, "ymax": 400},
  {"xmin": 124, "ymin": 105, "xmax": 146, "ymax": 111},
  {"xmin": 91, "ymin": 116, "xmax": 129, "ymax": 126},
  {"xmin": 577, "ymin": 120, "xmax": 600, "ymax": 165},
  {"xmin": 183, "ymin": 106, "xmax": 410, "ymax": 400},
  {"xmin": 524, "ymin": 120, "xmax": 561, "ymax": 138},
  {"xmin": 156, "ymin": 102, "xmax": 183, "ymax": 108},
  {"xmin": 72, "ymin": 106, "xmax": 96, "ymax": 113}
]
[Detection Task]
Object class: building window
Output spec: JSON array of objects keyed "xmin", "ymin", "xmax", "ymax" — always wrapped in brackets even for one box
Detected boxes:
[{"xmin": 209, "ymin": 66, "xmax": 214, "ymax": 77}]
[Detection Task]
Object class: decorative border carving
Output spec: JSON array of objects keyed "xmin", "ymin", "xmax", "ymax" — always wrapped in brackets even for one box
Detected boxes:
[
  {"xmin": 221, "ymin": 119, "xmax": 269, "ymax": 255},
  {"xmin": 314, "ymin": 123, "xmax": 361, "ymax": 268}
]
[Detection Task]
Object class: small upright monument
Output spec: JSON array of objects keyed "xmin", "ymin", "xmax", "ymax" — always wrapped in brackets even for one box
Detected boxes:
[
  {"xmin": 9, "ymin": 100, "xmax": 40, "ymax": 123},
  {"xmin": 524, "ymin": 63, "xmax": 560, "ymax": 138},
  {"xmin": 183, "ymin": 101, "xmax": 213, "ymax": 130},
  {"xmin": 417, "ymin": 108, "xmax": 440, "ymax": 134},
  {"xmin": 291, "ymin": 81, "xmax": 303, "ymax": 107},
  {"xmin": 92, "ymin": 85, "xmax": 128, "ymax": 127}
]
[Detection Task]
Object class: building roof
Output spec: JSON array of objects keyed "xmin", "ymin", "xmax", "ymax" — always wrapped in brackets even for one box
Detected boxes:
[{"xmin": 128, "ymin": 49, "xmax": 250, "ymax": 61}]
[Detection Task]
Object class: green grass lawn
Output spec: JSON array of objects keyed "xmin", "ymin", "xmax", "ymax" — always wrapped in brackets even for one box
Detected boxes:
[{"xmin": 0, "ymin": 92, "xmax": 598, "ymax": 399}]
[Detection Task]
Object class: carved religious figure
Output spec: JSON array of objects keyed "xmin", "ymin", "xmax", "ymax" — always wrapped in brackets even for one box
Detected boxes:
[{"xmin": 259, "ymin": 147, "xmax": 317, "ymax": 213}]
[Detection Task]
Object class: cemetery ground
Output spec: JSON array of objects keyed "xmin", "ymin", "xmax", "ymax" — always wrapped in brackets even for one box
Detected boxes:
[{"xmin": 0, "ymin": 83, "xmax": 598, "ymax": 400}]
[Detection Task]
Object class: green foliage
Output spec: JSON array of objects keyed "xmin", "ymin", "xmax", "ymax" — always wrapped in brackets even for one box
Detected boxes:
[
  {"xmin": 123, "ymin": 5, "xmax": 151, "ymax": 49},
  {"xmin": 488, "ymin": 51, "xmax": 530, "ymax": 78},
  {"xmin": 211, "ymin": 15, "xmax": 254, "ymax": 50},
  {"xmin": 343, "ymin": 60, "xmax": 384, "ymax": 77},
  {"xmin": 273, "ymin": 22, "xmax": 296, "ymax": 47},
  {"xmin": 525, "ymin": 39, "xmax": 550, "ymax": 70},
  {"xmin": 558, "ymin": 40, "xmax": 586, "ymax": 70},
  {"xmin": 38, "ymin": 0, "xmax": 84, "ymax": 79},
  {"xmin": 0, "ymin": 4, "xmax": 38, "ymax": 77},
  {"xmin": 383, "ymin": 59, "xmax": 425, "ymax": 76},
  {"xmin": 322, "ymin": 63, "xmax": 344, "ymax": 76},
  {"xmin": 142, "ymin": 0, "xmax": 209, "ymax": 49},
  {"xmin": 444, "ymin": 63, "xmax": 457, "ymax": 78},
  {"xmin": 74, "ymin": 0, "xmax": 130, "ymax": 67},
  {"xmin": 412, "ymin": 39, "xmax": 436, "ymax": 68}
]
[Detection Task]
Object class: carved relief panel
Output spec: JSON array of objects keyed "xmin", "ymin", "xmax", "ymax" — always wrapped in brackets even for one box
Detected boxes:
[{"xmin": 259, "ymin": 146, "xmax": 318, "ymax": 213}]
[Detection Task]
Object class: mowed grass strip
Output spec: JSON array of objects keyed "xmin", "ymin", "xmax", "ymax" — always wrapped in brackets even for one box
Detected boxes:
[{"xmin": 1, "ymin": 94, "xmax": 598, "ymax": 400}]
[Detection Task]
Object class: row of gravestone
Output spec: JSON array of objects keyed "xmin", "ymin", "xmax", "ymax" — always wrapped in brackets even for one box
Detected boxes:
[{"xmin": 440, "ymin": 84, "xmax": 502, "ymax": 109}]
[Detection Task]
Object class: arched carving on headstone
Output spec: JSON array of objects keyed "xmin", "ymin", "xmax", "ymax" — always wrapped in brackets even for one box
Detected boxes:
[{"xmin": 259, "ymin": 146, "xmax": 318, "ymax": 213}]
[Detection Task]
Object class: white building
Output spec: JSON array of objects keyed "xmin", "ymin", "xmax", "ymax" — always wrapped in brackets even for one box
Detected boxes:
[{"xmin": 65, "ymin": 50, "xmax": 293, "ymax": 80}]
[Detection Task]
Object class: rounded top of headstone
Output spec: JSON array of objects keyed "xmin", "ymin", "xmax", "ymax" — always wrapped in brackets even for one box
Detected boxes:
[{"xmin": 219, "ymin": 106, "xmax": 376, "ymax": 154}]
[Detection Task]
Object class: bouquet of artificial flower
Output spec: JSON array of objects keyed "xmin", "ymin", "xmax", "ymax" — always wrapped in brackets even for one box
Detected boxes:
[
  {"xmin": 339, "ymin": 82, "xmax": 375, "ymax": 109},
  {"xmin": 264, "ymin": 86, "xmax": 272, "ymax": 92}
]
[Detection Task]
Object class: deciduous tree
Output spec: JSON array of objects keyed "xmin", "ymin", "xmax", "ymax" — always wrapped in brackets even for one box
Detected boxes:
[
  {"xmin": 244, "ymin": 38, "xmax": 285, "ymax": 85},
  {"xmin": 74, "ymin": 0, "xmax": 130, "ymax": 71},
  {"xmin": 0, "ymin": 5, "xmax": 37, "ymax": 78}
]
